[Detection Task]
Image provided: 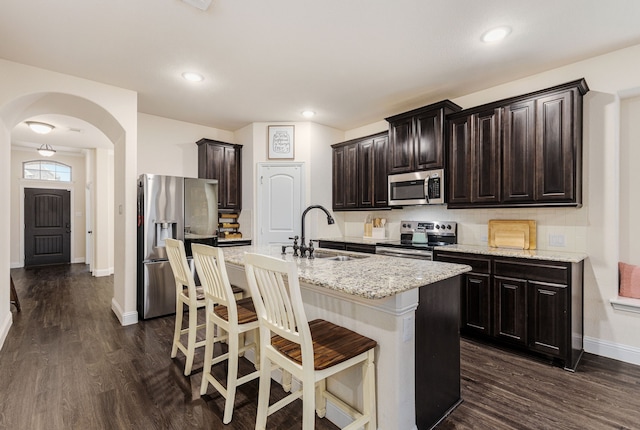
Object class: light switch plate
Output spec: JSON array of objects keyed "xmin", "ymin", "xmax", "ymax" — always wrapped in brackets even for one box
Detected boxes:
[{"xmin": 549, "ymin": 234, "xmax": 566, "ymax": 247}]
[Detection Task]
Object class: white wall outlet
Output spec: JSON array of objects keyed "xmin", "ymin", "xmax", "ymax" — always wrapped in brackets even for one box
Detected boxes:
[
  {"xmin": 481, "ymin": 234, "xmax": 488, "ymax": 243},
  {"xmin": 549, "ymin": 234, "xmax": 566, "ymax": 247}
]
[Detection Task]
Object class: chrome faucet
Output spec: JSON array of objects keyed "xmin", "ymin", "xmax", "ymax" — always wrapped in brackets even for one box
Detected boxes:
[{"xmin": 300, "ymin": 205, "xmax": 335, "ymax": 258}]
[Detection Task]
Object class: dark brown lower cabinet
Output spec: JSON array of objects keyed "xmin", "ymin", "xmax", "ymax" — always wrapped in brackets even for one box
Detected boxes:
[
  {"xmin": 434, "ymin": 250, "xmax": 583, "ymax": 371},
  {"xmin": 317, "ymin": 240, "xmax": 376, "ymax": 254},
  {"xmin": 493, "ymin": 276, "xmax": 527, "ymax": 345}
]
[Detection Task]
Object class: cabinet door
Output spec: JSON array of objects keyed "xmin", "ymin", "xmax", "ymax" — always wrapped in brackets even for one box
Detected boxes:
[
  {"xmin": 358, "ymin": 138, "xmax": 374, "ymax": 208},
  {"xmin": 332, "ymin": 146, "xmax": 346, "ymax": 210},
  {"xmin": 223, "ymin": 146, "xmax": 241, "ymax": 210},
  {"xmin": 203, "ymin": 143, "xmax": 226, "ymax": 207},
  {"xmin": 535, "ymin": 90, "xmax": 575, "ymax": 202},
  {"xmin": 415, "ymin": 110, "xmax": 443, "ymax": 170},
  {"xmin": 388, "ymin": 116, "xmax": 414, "ymax": 174},
  {"xmin": 344, "ymin": 143, "xmax": 359, "ymax": 208},
  {"xmin": 472, "ymin": 109, "xmax": 501, "ymax": 204},
  {"xmin": 373, "ymin": 134, "xmax": 389, "ymax": 207},
  {"xmin": 503, "ymin": 100, "xmax": 535, "ymax": 203},
  {"xmin": 528, "ymin": 281, "xmax": 567, "ymax": 358},
  {"xmin": 447, "ymin": 116, "xmax": 472, "ymax": 204},
  {"xmin": 493, "ymin": 276, "xmax": 527, "ymax": 345},
  {"xmin": 462, "ymin": 273, "xmax": 492, "ymax": 335}
]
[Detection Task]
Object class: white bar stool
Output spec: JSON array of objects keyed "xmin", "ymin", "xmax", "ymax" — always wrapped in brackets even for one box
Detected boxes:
[
  {"xmin": 166, "ymin": 238, "xmax": 207, "ymax": 376},
  {"xmin": 192, "ymin": 244, "xmax": 261, "ymax": 424},
  {"xmin": 244, "ymin": 252, "xmax": 378, "ymax": 430}
]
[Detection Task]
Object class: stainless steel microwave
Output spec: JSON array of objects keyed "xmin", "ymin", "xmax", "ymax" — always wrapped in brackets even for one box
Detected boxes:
[{"xmin": 388, "ymin": 169, "xmax": 445, "ymax": 206}]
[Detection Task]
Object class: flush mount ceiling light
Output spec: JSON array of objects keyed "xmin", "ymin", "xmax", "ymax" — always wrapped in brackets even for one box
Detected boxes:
[
  {"xmin": 181, "ymin": 71, "xmax": 204, "ymax": 82},
  {"xmin": 37, "ymin": 143, "xmax": 56, "ymax": 157},
  {"xmin": 301, "ymin": 110, "xmax": 316, "ymax": 118},
  {"xmin": 182, "ymin": 0, "xmax": 213, "ymax": 11},
  {"xmin": 26, "ymin": 121, "xmax": 55, "ymax": 134},
  {"xmin": 481, "ymin": 26, "xmax": 511, "ymax": 43}
]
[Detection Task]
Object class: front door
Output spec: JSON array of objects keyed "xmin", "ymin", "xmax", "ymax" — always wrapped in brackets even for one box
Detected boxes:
[
  {"xmin": 24, "ymin": 188, "xmax": 71, "ymax": 267},
  {"xmin": 257, "ymin": 163, "xmax": 304, "ymax": 246}
]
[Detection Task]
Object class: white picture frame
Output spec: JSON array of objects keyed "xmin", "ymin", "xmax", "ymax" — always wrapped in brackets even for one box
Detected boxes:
[{"xmin": 268, "ymin": 125, "xmax": 295, "ymax": 159}]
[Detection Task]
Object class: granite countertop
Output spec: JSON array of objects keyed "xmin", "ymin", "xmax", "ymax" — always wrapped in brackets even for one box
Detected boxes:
[
  {"xmin": 435, "ymin": 244, "xmax": 587, "ymax": 263},
  {"xmin": 221, "ymin": 245, "xmax": 470, "ymax": 300},
  {"xmin": 184, "ymin": 233, "xmax": 217, "ymax": 240}
]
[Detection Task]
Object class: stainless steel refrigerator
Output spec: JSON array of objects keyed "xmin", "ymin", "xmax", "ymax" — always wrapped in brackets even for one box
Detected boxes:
[{"xmin": 137, "ymin": 174, "xmax": 218, "ymax": 320}]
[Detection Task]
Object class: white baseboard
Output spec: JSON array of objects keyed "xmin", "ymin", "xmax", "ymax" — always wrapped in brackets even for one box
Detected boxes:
[
  {"xmin": 584, "ymin": 336, "xmax": 640, "ymax": 366},
  {"xmin": 111, "ymin": 297, "xmax": 138, "ymax": 326},
  {"xmin": 73, "ymin": 257, "xmax": 85, "ymax": 264},
  {"xmin": 93, "ymin": 267, "xmax": 114, "ymax": 277},
  {"xmin": 0, "ymin": 312, "xmax": 13, "ymax": 352}
]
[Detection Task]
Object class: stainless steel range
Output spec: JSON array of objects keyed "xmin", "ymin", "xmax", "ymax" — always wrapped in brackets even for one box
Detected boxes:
[{"xmin": 375, "ymin": 220, "xmax": 457, "ymax": 260}]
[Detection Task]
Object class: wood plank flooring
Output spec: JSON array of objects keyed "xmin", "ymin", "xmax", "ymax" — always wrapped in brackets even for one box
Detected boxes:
[{"xmin": 3, "ymin": 264, "xmax": 640, "ymax": 429}]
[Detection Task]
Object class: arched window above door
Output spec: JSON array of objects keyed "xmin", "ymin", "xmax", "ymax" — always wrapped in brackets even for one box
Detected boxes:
[{"xmin": 23, "ymin": 160, "xmax": 72, "ymax": 182}]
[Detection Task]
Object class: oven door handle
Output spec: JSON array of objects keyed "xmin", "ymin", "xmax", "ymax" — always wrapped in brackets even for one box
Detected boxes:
[{"xmin": 375, "ymin": 247, "xmax": 433, "ymax": 260}]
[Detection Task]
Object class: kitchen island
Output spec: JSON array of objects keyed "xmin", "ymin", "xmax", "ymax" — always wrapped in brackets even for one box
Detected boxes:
[{"xmin": 221, "ymin": 245, "xmax": 471, "ymax": 430}]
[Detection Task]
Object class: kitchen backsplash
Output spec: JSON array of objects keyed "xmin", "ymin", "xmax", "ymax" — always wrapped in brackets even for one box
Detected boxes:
[{"xmin": 339, "ymin": 205, "xmax": 588, "ymax": 253}]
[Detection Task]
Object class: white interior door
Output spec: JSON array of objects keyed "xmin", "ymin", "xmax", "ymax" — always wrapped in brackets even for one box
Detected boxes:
[{"xmin": 257, "ymin": 163, "xmax": 304, "ymax": 246}]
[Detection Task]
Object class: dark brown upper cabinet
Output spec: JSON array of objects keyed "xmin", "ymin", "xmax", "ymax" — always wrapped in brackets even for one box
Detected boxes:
[
  {"xmin": 332, "ymin": 132, "xmax": 389, "ymax": 211},
  {"xmin": 446, "ymin": 79, "xmax": 588, "ymax": 209},
  {"xmin": 386, "ymin": 100, "xmax": 462, "ymax": 174},
  {"xmin": 196, "ymin": 138, "xmax": 242, "ymax": 212}
]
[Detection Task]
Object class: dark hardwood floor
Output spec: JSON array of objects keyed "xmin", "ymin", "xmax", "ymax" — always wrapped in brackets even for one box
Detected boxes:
[{"xmin": 3, "ymin": 264, "xmax": 640, "ymax": 429}]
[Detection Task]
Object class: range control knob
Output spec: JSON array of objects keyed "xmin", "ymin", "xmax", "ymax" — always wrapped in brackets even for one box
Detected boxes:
[
  {"xmin": 447, "ymin": 224, "xmax": 452, "ymax": 230},
  {"xmin": 436, "ymin": 224, "xmax": 441, "ymax": 229}
]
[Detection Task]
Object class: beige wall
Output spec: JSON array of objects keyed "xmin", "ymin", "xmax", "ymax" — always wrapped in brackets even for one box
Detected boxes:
[
  {"xmin": 619, "ymin": 95, "xmax": 640, "ymax": 265},
  {"xmin": 339, "ymin": 43, "xmax": 640, "ymax": 364},
  {"xmin": 9, "ymin": 148, "xmax": 87, "ymax": 267},
  {"xmin": 137, "ymin": 113, "xmax": 235, "ymax": 177}
]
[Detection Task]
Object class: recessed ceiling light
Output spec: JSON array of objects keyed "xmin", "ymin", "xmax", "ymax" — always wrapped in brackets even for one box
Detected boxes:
[
  {"xmin": 182, "ymin": 72, "xmax": 204, "ymax": 82},
  {"xmin": 26, "ymin": 121, "xmax": 55, "ymax": 134},
  {"xmin": 481, "ymin": 26, "xmax": 511, "ymax": 43},
  {"xmin": 182, "ymin": 0, "xmax": 212, "ymax": 11},
  {"xmin": 301, "ymin": 110, "xmax": 316, "ymax": 118}
]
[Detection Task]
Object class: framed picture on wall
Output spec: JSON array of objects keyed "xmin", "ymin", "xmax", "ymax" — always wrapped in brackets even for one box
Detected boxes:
[{"xmin": 268, "ymin": 125, "xmax": 295, "ymax": 159}]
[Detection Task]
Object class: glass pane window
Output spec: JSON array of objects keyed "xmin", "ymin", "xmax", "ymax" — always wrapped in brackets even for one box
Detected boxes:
[{"xmin": 23, "ymin": 160, "xmax": 72, "ymax": 182}]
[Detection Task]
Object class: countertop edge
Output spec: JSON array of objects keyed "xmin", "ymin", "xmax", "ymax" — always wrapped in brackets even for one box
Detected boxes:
[{"xmin": 434, "ymin": 244, "xmax": 587, "ymax": 263}]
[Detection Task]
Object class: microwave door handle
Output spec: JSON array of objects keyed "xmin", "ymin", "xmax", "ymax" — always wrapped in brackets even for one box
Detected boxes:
[{"xmin": 424, "ymin": 177, "xmax": 431, "ymax": 203}]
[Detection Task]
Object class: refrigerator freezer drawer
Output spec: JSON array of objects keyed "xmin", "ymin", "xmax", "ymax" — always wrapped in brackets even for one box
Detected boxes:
[{"xmin": 140, "ymin": 260, "xmax": 176, "ymax": 319}]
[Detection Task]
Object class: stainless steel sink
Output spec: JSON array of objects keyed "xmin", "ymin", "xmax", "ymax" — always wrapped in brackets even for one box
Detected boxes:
[{"xmin": 313, "ymin": 251, "xmax": 369, "ymax": 260}]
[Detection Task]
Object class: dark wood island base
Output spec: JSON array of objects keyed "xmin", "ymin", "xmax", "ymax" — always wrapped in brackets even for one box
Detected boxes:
[{"xmin": 415, "ymin": 275, "xmax": 463, "ymax": 429}]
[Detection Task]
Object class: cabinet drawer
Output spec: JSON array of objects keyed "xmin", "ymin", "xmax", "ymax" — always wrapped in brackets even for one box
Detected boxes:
[
  {"xmin": 493, "ymin": 259, "xmax": 568, "ymax": 285},
  {"xmin": 435, "ymin": 252, "xmax": 491, "ymax": 274},
  {"xmin": 345, "ymin": 243, "xmax": 376, "ymax": 254},
  {"xmin": 318, "ymin": 240, "xmax": 346, "ymax": 251}
]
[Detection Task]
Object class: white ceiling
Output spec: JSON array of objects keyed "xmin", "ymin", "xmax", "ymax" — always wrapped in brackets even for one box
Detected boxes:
[{"xmin": 3, "ymin": 0, "xmax": 640, "ymax": 150}]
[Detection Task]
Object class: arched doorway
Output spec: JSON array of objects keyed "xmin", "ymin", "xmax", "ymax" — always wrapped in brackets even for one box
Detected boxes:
[{"xmin": 1, "ymin": 82, "xmax": 138, "ymax": 341}]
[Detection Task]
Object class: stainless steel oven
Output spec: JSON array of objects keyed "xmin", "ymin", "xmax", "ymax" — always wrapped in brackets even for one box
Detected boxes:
[{"xmin": 375, "ymin": 220, "xmax": 457, "ymax": 260}]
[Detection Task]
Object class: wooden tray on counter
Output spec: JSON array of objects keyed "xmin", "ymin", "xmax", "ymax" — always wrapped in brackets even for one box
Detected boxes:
[{"xmin": 488, "ymin": 219, "xmax": 536, "ymax": 250}]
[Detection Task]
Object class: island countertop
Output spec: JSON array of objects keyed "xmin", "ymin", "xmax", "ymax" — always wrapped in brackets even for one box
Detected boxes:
[{"xmin": 220, "ymin": 245, "xmax": 471, "ymax": 300}]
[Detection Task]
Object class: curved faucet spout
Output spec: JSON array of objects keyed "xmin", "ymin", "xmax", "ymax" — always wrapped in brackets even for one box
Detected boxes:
[{"xmin": 300, "ymin": 204, "xmax": 335, "ymax": 257}]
